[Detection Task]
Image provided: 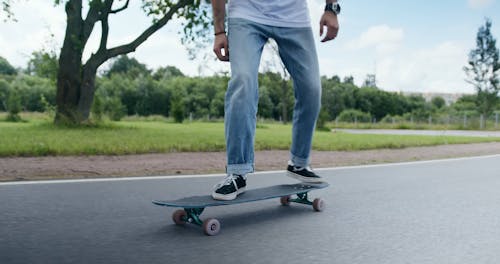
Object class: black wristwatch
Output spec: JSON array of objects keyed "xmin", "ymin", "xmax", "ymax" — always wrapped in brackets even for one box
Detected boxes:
[{"xmin": 325, "ymin": 2, "xmax": 341, "ymax": 15}]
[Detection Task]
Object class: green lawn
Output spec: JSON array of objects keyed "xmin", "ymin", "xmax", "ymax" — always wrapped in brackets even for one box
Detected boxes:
[{"xmin": 1, "ymin": 116, "xmax": 500, "ymax": 157}]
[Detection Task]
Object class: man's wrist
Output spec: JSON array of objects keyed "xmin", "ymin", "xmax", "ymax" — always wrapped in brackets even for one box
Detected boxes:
[{"xmin": 213, "ymin": 23, "xmax": 225, "ymax": 35}]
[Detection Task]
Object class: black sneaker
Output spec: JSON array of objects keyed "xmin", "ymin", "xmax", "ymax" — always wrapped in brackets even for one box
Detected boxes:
[
  {"xmin": 286, "ymin": 163, "xmax": 324, "ymax": 183},
  {"xmin": 211, "ymin": 174, "xmax": 247, "ymax": 201}
]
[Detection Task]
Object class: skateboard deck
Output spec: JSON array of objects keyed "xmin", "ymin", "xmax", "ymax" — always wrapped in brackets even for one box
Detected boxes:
[{"xmin": 153, "ymin": 182, "xmax": 329, "ymax": 236}]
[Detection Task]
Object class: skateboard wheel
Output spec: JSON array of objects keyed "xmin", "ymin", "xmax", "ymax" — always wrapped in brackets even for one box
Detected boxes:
[
  {"xmin": 280, "ymin": 196, "xmax": 291, "ymax": 206},
  {"xmin": 172, "ymin": 210, "xmax": 187, "ymax": 225},
  {"xmin": 312, "ymin": 198, "xmax": 325, "ymax": 212},
  {"xmin": 202, "ymin": 218, "xmax": 221, "ymax": 236}
]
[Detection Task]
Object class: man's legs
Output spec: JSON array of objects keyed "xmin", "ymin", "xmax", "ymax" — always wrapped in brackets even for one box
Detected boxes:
[{"xmin": 272, "ymin": 27, "xmax": 322, "ymax": 168}]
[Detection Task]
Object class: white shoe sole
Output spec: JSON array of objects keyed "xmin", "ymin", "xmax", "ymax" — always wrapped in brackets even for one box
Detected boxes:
[{"xmin": 211, "ymin": 187, "xmax": 246, "ymax": 201}]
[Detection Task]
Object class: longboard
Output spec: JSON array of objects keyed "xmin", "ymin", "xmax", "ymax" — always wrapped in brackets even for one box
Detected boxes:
[{"xmin": 153, "ymin": 182, "xmax": 329, "ymax": 236}]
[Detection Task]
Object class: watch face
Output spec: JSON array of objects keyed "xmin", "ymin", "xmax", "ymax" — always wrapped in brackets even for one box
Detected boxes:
[
  {"xmin": 333, "ymin": 3, "xmax": 341, "ymax": 13},
  {"xmin": 326, "ymin": 3, "xmax": 341, "ymax": 14}
]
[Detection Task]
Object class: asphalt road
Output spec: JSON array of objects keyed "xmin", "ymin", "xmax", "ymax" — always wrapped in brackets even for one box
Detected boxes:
[{"xmin": 1, "ymin": 155, "xmax": 500, "ymax": 264}]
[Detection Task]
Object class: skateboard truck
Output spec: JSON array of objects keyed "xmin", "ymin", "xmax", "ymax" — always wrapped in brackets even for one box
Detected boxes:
[
  {"xmin": 280, "ymin": 192, "xmax": 325, "ymax": 211},
  {"xmin": 172, "ymin": 207, "xmax": 221, "ymax": 236},
  {"xmin": 183, "ymin": 208, "xmax": 204, "ymax": 225}
]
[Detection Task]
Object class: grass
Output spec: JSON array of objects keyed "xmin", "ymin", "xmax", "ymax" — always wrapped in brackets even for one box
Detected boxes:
[
  {"xmin": 0, "ymin": 120, "xmax": 226, "ymax": 156},
  {"xmin": 331, "ymin": 121, "xmax": 500, "ymax": 131},
  {"xmin": 1, "ymin": 113, "xmax": 500, "ymax": 157}
]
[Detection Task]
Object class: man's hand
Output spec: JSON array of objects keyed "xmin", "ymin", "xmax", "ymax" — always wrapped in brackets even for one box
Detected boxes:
[
  {"xmin": 213, "ymin": 34, "xmax": 229, "ymax": 61},
  {"xmin": 319, "ymin": 11, "xmax": 339, "ymax": 42},
  {"xmin": 211, "ymin": 0, "xmax": 228, "ymax": 61}
]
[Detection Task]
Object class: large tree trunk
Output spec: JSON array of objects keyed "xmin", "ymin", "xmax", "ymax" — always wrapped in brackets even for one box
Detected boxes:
[
  {"xmin": 78, "ymin": 65, "xmax": 98, "ymax": 120},
  {"xmin": 55, "ymin": 0, "xmax": 85, "ymax": 124}
]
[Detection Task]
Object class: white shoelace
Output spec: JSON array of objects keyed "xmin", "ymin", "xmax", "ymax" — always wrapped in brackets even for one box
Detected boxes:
[
  {"xmin": 288, "ymin": 161, "xmax": 313, "ymax": 172},
  {"xmin": 214, "ymin": 175, "xmax": 236, "ymax": 189}
]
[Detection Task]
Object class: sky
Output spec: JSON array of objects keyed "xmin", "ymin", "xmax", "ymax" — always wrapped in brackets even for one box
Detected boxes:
[{"xmin": 0, "ymin": 0, "xmax": 499, "ymax": 94}]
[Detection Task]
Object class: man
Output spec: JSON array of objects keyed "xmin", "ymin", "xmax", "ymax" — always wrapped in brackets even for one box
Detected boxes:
[{"xmin": 211, "ymin": 0, "xmax": 340, "ymax": 200}]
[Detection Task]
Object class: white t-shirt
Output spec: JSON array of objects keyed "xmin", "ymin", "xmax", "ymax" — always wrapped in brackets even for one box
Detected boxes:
[{"xmin": 228, "ymin": 0, "xmax": 311, "ymax": 28}]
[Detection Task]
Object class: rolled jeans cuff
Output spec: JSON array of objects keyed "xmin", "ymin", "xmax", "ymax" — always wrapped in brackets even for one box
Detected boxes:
[
  {"xmin": 290, "ymin": 153, "xmax": 310, "ymax": 168},
  {"xmin": 226, "ymin": 163, "xmax": 254, "ymax": 176}
]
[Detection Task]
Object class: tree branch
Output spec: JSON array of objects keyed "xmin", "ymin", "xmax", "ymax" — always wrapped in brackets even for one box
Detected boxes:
[
  {"xmin": 2, "ymin": 0, "xmax": 16, "ymax": 21},
  {"xmin": 104, "ymin": 0, "xmax": 192, "ymax": 62},
  {"xmin": 83, "ymin": 1, "xmax": 103, "ymax": 44},
  {"xmin": 98, "ymin": 0, "xmax": 113, "ymax": 53},
  {"xmin": 110, "ymin": 0, "xmax": 129, "ymax": 14},
  {"xmin": 84, "ymin": 0, "xmax": 112, "ymax": 72},
  {"xmin": 85, "ymin": 0, "xmax": 193, "ymax": 70}
]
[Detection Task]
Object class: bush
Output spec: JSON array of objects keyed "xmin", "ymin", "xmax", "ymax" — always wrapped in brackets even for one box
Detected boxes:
[
  {"xmin": 381, "ymin": 115, "xmax": 405, "ymax": 123},
  {"xmin": 40, "ymin": 94, "xmax": 56, "ymax": 119},
  {"xmin": 107, "ymin": 97, "xmax": 127, "ymax": 121},
  {"xmin": 6, "ymin": 90, "xmax": 22, "ymax": 122},
  {"xmin": 91, "ymin": 95, "xmax": 126, "ymax": 121},
  {"xmin": 316, "ymin": 107, "xmax": 331, "ymax": 131},
  {"xmin": 0, "ymin": 79, "xmax": 9, "ymax": 111},
  {"xmin": 337, "ymin": 109, "xmax": 371, "ymax": 123},
  {"xmin": 91, "ymin": 94, "xmax": 104, "ymax": 121},
  {"xmin": 170, "ymin": 95, "xmax": 185, "ymax": 123}
]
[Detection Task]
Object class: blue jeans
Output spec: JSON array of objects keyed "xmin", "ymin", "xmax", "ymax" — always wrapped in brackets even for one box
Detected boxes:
[{"xmin": 225, "ymin": 18, "xmax": 321, "ymax": 175}]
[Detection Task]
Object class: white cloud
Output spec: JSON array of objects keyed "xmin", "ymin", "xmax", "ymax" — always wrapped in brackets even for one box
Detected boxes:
[
  {"xmin": 348, "ymin": 25, "xmax": 404, "ymax": 54},
  {"xmin": 376, "ymin": 42, "xmax": 472, "ymax": 93},
  {"xmin": 468, "ymin": 0, "xmax": 495, "ymax": 9},
  {"xmin": 331, "ymin": 31, "xmax": 473, "ymax": 94}
]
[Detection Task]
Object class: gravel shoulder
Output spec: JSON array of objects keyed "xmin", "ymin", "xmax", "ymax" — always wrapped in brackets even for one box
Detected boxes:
[{"xmin": 1, "ymin": 142, "xmax": 500, "ymax": 182}]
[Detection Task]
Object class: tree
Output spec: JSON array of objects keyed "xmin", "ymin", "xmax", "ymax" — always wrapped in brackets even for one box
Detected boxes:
[
  {"xmin": 0, "ymin": 78, "xmax": 9, "ymax": 110},
  {"xmin": 170, "ymin": 92, "xmax": 185, "ymax": 123},
  {"xmin": 3, "ymin": 0, "xmax": 210, "ymax": 124},
  {"xmin": 260, "ymin": 71, "xmax": 293, "ymax": 122},
  {"xmin": 26, "ymin": 51, "xmax": 59, "ymax": 81},
  {"xmin": 57, "ymin": 0, "xmax": 212, "ymax": 124},
  {"xmin": 343, "ymin": 76, "xmax": 354, "ymax": 84},
  {"xmin": 320, "ymin": 78, "xmax": 357, "ymax": 120},
  {"xmin": 0, "ymin": 56, "xmax": 17, "ymax": 75},
  {"xmin": 6, "ymin": 89, "xmax": 22, "ymax": 121},
  {"xmin": 452, "ymin": 94, "xmax": 477, "ymax": 112},
  {"xmin": 105, "ymin": 55, "xmax": 150, "ymax": 78},
  {"xmin": 464, "ymin": 18, "xmax": 500, "ymax": 116},
  {"xmin": 431, "ymin": 96, "xmax": 446, "ymax": 109},
  {"xmin": 153, "ymin": 65, "xmax": 184, "ymax": 80},
  {"xmin": 362, "ymin": 74, "xmax": 376, "ymax": 88},
  {"xmin": 262, "ymin": 39, "xmax": 293, "ymax": 123}
]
